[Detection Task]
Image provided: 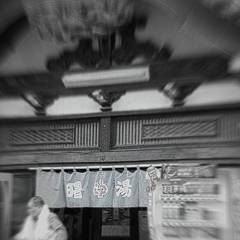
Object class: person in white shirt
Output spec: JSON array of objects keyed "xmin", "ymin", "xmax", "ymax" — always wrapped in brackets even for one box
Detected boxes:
[{"xmin": 14, "ymin": 196, "xmax": 67, "ymax": 240}]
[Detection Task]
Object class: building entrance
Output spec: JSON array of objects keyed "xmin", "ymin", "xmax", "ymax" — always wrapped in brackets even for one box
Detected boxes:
[{"xmin": 53, "ymin": 207, "xmax": 149, "ymax": 240}]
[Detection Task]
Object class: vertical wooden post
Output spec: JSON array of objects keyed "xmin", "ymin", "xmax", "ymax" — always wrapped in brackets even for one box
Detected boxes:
[{"xmin": 99, "ymin": 117, "xmax": 111, "ymax": 152}]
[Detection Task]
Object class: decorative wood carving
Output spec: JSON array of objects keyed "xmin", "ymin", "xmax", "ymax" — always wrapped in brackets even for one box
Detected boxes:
[
  {"xmin": 46, "ymin": 16, "xmax": 171, "ymax": 72},
  {"xmin": 0, "ymin": 75, "xmax": 59, "ymax": 116},
  {"xmin": 46, "ymin": 38, "xmax": 101, "ymax": 72},
  {"xmin": 0, "ymin": 104, "xmax": 239, "ymax": 157},
  {"xmin": 3, "ymin": 120, "xmax": 100, "ymax": 151},
  {"xmin": 142, "ymin": 120, "xmax": 217, "ymax": 140},
  {"xmin": 88, "ymin": 89, "xmax": 125, "ymax": 111},
  {"xmin": 0, "ymin": 12, "xmax": 230, "ymax": 116},
  {"xmin": 162, "ymin": 82, "xmax": 200, "ymax": 107},
  {"xmin": 113, "ymin": 117, "xmax": 219, "ymax": 147},
  {"xmin": 111, "ymin": 16, "xmax": 171, "ymax": 66},
  {"xmin": 22, "ymin": 93, "xmax": 58, "ymax": 116},
  {"xmin": 113, "ymin": 112, "xmax": 240, "ymax": 147},
  {"xmin": 0, "ymin": 55, "xmax": 229, "ymax": 100},
  {"xmin": 0, "ymin": 104, "xmax": 240, "ymax": 167},
  {"xmin": 44, "ymin": 15, "xmax": 171, "ymax": 111},
  {"xmin": 10, "ymin": 127, "xmax": 75, "ymax": 146}
]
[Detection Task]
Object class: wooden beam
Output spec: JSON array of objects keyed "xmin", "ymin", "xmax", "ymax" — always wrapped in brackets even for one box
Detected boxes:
[
  {"xmin": 0, "ymin": 145, "xmax": 240, "ymax": 169},
  {"xmin": 0, "ymin": 101, "xmax": 239, "ymax": 123},
  {"xmin": 0, "ymin": 55, "xmax": 229, "ymax": 98}
]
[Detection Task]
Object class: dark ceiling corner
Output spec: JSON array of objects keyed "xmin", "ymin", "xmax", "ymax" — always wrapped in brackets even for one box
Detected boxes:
[{"xmin": 0, "ymin": 15, "xmax": 29, "ymax": 60}]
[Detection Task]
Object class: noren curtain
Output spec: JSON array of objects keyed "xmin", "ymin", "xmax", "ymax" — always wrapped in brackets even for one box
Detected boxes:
[{"xmin": 36, "ymin": 167, "xmax": 151, "ymax": 208}]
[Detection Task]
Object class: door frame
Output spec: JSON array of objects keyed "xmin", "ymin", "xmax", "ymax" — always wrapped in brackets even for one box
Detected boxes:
[{"xmin": 0, "ymin": 173, "xmax": 13, "ymax": 240}]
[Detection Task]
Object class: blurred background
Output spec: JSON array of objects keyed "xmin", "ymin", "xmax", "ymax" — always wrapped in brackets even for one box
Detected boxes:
[{"xmin": 0, "ymin": 1, "xmax": 240, "ymax": 240}]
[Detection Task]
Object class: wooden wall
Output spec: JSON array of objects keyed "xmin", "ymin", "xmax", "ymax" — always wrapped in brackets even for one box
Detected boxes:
[{"xmin": 0, "ymin": 103, "xmax": 240, "ymax": 169}]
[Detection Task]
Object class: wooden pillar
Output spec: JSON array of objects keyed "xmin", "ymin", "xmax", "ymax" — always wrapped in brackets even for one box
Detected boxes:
[{"xmin": 99, "ymin": 117, "xmax": 111, "ymax": 152}]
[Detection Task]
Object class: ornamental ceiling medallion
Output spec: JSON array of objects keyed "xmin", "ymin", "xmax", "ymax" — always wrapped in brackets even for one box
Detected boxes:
[{"xmin": 22, "ymin": 0, "xmax": 172, "ymax": 112}]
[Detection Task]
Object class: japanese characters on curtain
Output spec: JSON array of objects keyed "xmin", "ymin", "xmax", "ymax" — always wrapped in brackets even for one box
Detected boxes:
[
  {"xmin": 64, "ymin": 170, "xmax": 90, "ymax": 208},
  {"xmin": 113, "ymin": 167, "xmax": 139, "ymax": 208},
  {"xmin": 91, "ymin": 169, "xmax": 114, "ymax": 207},
  {"xmin": 36, "ymin": 167, "xmax": 152, "ymax": 208}
]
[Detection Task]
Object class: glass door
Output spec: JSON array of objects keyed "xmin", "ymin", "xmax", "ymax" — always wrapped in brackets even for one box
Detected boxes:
[{"xmin": 0, "ymin": 173, "xmax": 13, "ymax": 240}]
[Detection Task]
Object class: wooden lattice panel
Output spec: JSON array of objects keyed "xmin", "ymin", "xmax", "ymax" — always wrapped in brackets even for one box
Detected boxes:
[
  {"xmin": 142, "ymin": 120, "xmax": 217, "ymax": 140},
  {"xmin": 113, "ymin": 115, "xmax": 222, "ymax": 147},
  {"xmin": 76, "ymin": 121, "xmax": 99, "ymax": 147},
  {"xmin": 0, "ymin": 106, "xmax": 239, "ymax": 154},
  {"xmin": 114, "ymin": 119, "xmax": 143, "ymax": 146},
  {"xmin": 2, "ymin": 120, "xmax": 100, "ymax": 151},
  {"xmin": 10, "ymin": 128, "xmax": 75, "ymax": 145}
]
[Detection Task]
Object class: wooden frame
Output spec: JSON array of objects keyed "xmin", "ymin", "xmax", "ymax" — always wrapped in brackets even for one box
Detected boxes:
[
  {"xmin": 0, "ymin": 173, "xmax": 13, "ymax": 240},
  {"xmin": 0, "ymin": 103, "xmax": 239, "ymax": 170}
]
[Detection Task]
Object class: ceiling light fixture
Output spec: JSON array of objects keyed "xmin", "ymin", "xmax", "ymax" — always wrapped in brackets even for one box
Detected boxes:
[{"xmin": 62, "ymin": 66, "xmax": 150, "ymax": 88}]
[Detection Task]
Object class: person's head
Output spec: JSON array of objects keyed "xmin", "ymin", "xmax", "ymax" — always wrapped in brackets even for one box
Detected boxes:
[{"xmin": 27, "ymin": 196, "xmax": 45, "ymax": 221}]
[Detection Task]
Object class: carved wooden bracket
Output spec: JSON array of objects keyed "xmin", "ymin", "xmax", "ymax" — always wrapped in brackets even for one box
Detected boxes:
[
  {"xmin": 22, "ymin": 93, "xmax": 58, "ymax": 116},
  {"xmin": 162, "ymin": 82, "xmax": 200, "ymax": 107},
  {"xmin": 88, "ymin": 90, "xmax": 125, "ymax": 111}
]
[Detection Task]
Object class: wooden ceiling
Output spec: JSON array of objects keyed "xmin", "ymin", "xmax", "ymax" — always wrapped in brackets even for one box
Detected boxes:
[{"xmin": 0, "ymin": 0, "xmax": 239, "ymax": 114}]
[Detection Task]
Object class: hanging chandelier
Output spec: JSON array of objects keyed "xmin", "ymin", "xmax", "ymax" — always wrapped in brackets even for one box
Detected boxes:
[{"xmin": 22, "ymin": 0, "xmax": 135, "ymax": 41}]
